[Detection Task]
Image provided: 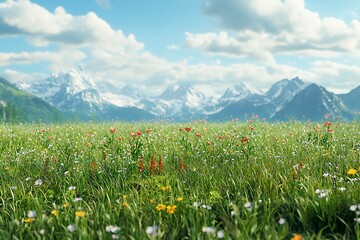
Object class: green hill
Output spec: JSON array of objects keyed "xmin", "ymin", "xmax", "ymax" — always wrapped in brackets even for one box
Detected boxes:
[{"xmin": 0, "ymin": 77, "xmax": 64, "ymax": 123}]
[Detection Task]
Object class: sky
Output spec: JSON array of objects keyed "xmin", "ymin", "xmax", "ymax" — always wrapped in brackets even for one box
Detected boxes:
[{"xmin": 0, "ymin": 0, "xmax": 360, "ymax": 97}]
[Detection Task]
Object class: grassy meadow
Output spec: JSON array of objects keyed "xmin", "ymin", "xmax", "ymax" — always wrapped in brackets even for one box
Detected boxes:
[{"xmin": 0, "ymin": 120, "xmax": 359, "ymax": 239}]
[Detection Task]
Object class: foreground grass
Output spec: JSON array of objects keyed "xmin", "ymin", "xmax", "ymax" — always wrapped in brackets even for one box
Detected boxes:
[{"xmin": 0, "ymin": 120, "xmax": 359, "ymax": 239}]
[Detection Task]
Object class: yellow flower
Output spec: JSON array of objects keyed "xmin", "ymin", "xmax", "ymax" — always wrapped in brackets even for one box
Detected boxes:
[
  {"xmin": 150, "ymin": 198, "xmax": 155, "ymax": 203},
  {"xmin": 291, "ymin": 234, "xmax": 303, "ymax": 240},
  {"xmin": 24, "ymin": 218, "xmax": 35, "ymax": 223},
  {"xmin": 75, "ymin": 211, "xmax": 86, "ymax": 217},
  {"xmin": 123, "ymin": 195, "xmax": 128, "ymax": 199},
  {"xmin": 63, "ymin": 203, "xmax": 70, "ymax": 208},
  {"xmin": 177, "ymin": 197, "xmax": 184, "ymax": 202},
  {"xmin": 347, "ymin": 168, "xmax": 357, "ymax": 175},
  {"xmin": 156, "ymin": 204, "xmax": 166, "ymax": 211},
  {"xmin": 166, "ymin": 205, "xmax": 177, "ymax": 214},
  {"xmin": 51, "ymin": 210, "xmax": 59, "ymax": 216},
  {"xmin": 160, "ymin": 186, "xmax": 170, "ymax": 191},
  {"xmin": 86, "ymin": 142, "xmax": 91, "ymax": 147},
  {"xmin": 123, "ymin": 202, "xmax": 129, "ymax": 208}
]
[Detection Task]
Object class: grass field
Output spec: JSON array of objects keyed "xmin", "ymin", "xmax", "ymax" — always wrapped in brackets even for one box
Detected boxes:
[{"xmin": 0, "ymin": 120, "xmax": 359, "ymax": 239}]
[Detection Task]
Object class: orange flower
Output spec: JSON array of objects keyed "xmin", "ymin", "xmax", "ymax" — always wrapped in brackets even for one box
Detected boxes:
[
  {"xmin": 185, "ymin": 127, "xmax": 191, "ymax": 132},
  {"xmin": 291, "ymin": 234, "xmax": 303, "ymax": 240},
  {"xmin": 158, "ymin": 155, "xmax": 164, "ymax": 172},
  {"xmin": 241, "ymin": 137, "xmax": 249, "ymax": 143},
  {"xmin": 150, "ymin": 156, "xmax": 157, "ymax": 172},
  {"xmin": 123, "ymin": 202, "xmax": 129, "ymax": 208}
]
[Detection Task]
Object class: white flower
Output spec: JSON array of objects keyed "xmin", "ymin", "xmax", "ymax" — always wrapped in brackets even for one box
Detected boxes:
[
  {"xmin": 231, "ymin": 210, "xmax": 236, "ymax": 217},
  {"xmin": 217, "ymin": 230, "xmax": 225, "ymax": 238},
  {"xmin": 73, "ymin": 197, "xmax": 82, "ymax": 202},
  {"xmin": 27, "ymin": 210, "xmax": 37, "ymax": 218},
  {"xmin": 67, "ymin": 224, "xmax": 76, "ymax": 232},
  {"xmin": 39, "ymin": 229, "xmax": 45, "ymax": 235},
  {"xmin": 244, "ymin": 202, "xmax": 252, "ymax": 208},
  {"xmin": 323, "ymin": 173, "xmax": 330, "ymax": 177},
  {"xmin": 193, "ymin": 202, "xmax": 201, "ymax": 207},
  {"xmin": 315, "ymin": 189, "xmax": 328, "ymax": 198},
  {"xmin": 106, "ymin": 225, "xmax": 121, "ymax": 233},
  {"xmin": 279, "ymin": 218, "xmax": 286, "ymax": 225},
  {"xmin": 202, "ymin": 226, "xmax": 216, "ymax": 234},
  {"xmin": 338, "ymin": 187, "xmax": 346, "ymax": 192},
  {"xmin": 354, "ymin": 218, "xmax": 360, "ymax": 223},
  {"xmin": 25, "ymin": 177, "xmax": 31, "ymax": 181},
  {"xmin": 68, "ymin": 186, "xmax": 76, "ymax": 191},
  {"xmin": 146, "ymin": 226, "xmax": 158, "ymax": 237},
  {"xmin": 350, "ymin": 205, "xmax": 358, "ymax": 211},
  {"xmin": 34, "ymin": 179, "xmax": 43, "ymax": 186},
  {"xmin": 112, "ymin": 234, "xmax": 119, "ymax": 239}
]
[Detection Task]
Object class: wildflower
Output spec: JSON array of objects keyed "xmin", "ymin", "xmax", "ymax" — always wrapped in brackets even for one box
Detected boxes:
[
  {"xmin": 156, "ymin": 204, "xmax": 166, "ymax": 211},
  {"xmin": 217, "ymin": 230, "xmax": 225, "ymax": 238},
  {"xmin": 240, "ymin": 137, "xmax": 249, "ymax": 143},
  {"xmin": 51, "ymin": 210, "xmax": 59, "ymax": 216},
  {"xmin": 202, "ymin": 226, "xmax": 216, "ymax": 234},
  {"xmin": 185, "ymin": 127, "xmax": 191, "ymax": 132},
  {"xmin": 347, "ymin": 168, "xmax": 357, "ymax": 175},
  {"xmin": 75, "ymin": 211, "xmax": 86, "ymax": 217},
  {"xmin": 324, "ymin": 121, "xmax": 331, "ymax": 127},
  {"xmin": 279, "ymin": 218, "xmax": 286, "ymax": 225},
  {"xmin": 291, "ymin": 234, "xmax": 303, "ymax": 240},
  {"xmin": 150, "ymin": 198, "xmax": 155, "ymax": 203},
  {"xmin": 315, "ymin": 189, "xmax": 328, "ymax": 198},
  {"xmin": 25, "ymin": 177, "xmax": 31, "ymax": 181},
  {"xmin": 146, "ymin": 226, "xmax": 158, "ymax": 237},
  {"xmin": 67, "ymin": 224, "xmax": 76, "ymax": 232},
  {"xmin": 158, "ymin": 155, "xmax": 164, "ymax": 171},
  {"xmin": 24, "ymin": 218, "xmax": 35, "ymax": 223},
  {"xmin": 63, "ymin": 203, "xmax": 70, "ymax": 208},
  {"xmin": 146, "ymin": 129, "xmax": 151, "ymax": 133},
  {"xmin": 338, "ymin": 187, "xmax": 346, "ymax": 191},
  {"xmin": 178, "ymin": 159, "xmax": 187, "ymax": 172},
  {"xmin": 166, "ymin": 205, "xmax": 177, "ymax": 214},
  {"xmin": 123, "ymin": 195, "xmax": 128, "ymax": 199},
  {"xmin": 177, "ymin": 197, "xmax": 184, "ymax": 202},
  {"xmin": 150, "ymin": 156, "xmax": 157, "ymax": 172},
  {"xmin": 355, "ymin": 218, "xmax": 360, "ymax": 223},
  {"xmin": 68, "ymin": 186, "xmax": 76, "ymax": 191},
  {"xmin": 196, "ymin": 133, "xmax": 201, "ymax": 137},
  {"xmin": 137, "ymin": 131, "xmax": 142, "ymax": 136},
  {"xmin": 86, "ymin": 142, "xmax": 91, "ymax": 147},
  {"xmin": 39, "ymin": 229, "xmax": 45, "ymax": 235},
  {"xmin": 105, "ymin": 225, "xmax": 121, "ymax": 233},
  {"xmin": 123, "ymin": 202, "xmax": 129, "ymax": 208},
  {"xmin": 160, "ymin": 186, "xmax": 169, "ymax": 191},
  {"xmin": 28, "ymin": 210, "xmax": 37, "ymax": 218},
  {"xmin": 350, "ymin": 205, "xmax": 358, "ymax": 211},
  {"xmin": 193, "ymin": 202, "xmax": 201, "ymax": 207},
  {"xmin": 244, "ymin": 202, "xmax": 252, "ymax": 211},
  {"xmin": 218, "ymin": 135, "xmax": 223, "ymax": 139},
  {"xmin": 109, "ymin": 128, "xmax": 116, "ymax": 134},
  {"xmin": 118, "ymin": 137, "xmax": 122, "ymax": 141},
  {"xmin": 34, "ymin": 179, "xmax": 43, "ymax": 186},
  {"xmin": 206, "ymin": 141, "xmax": 211, "ymax": 146},
  {"xmin": 138, "ymin": 159, "xmax": 145, "ymax": 172},
  {"xmin": 73, "ymin": 197, "xmax": 82, "ymax": 202}
]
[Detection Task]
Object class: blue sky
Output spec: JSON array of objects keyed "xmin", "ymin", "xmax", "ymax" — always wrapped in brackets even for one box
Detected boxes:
[{"xmin": 0, "ymin": 0, "xmax": 359, "ymax": 96}]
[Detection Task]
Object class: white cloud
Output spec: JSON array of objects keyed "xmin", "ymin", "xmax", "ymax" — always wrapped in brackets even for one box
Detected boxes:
[
  {"xmin": 95, "ymin": 0, "xmax": 110, "ymax": 9},
  {"xmin": 189, "ymin": 0, "xmax": 360, "ymax": 60},
  {"xmin": 166, "ymin": 44, "xmax": 178, "ymax": 50},
  {"xmin": 2, "ymin": 69, "xmax": 45, "ymax": 84}
]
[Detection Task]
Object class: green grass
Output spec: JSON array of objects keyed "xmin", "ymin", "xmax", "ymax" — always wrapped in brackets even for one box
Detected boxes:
[{"xmin": 0, "ymin": 120, "xmax": 359, "ymax": 239}]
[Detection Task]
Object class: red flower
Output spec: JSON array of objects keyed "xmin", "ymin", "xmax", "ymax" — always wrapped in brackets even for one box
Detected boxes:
[
  {"xmin": 137, "ymin": 131, "xmax": 142, "ymax": 136},
  {"xmin": 324, "ymin": 121, "xmax": 331, "ymax": 127},
  {"xmin": 218, "ymin": 135, "xmax": 223, "ymax": 139},
  {"xmin": 110, "ymin": 128, "xmax": 116, "ymax": 134},
  {"xmin": 178, "ymin": 159, "xmax": 187, "ymax": 172},
  {"xmin": 206, "ymin": 141, "xmax": 211, "ymax": 146},
  {"xmin": 158, "ymin": 155, "xmax": 164, "ymax": 172},
  {"xmin": 179, "ymin": 128, "xmax": 183, "ymax": 131},
  {"xmin": 138, "ymin": 157, "xmax": 145, "ymax": 172},
  {"xmin": 241, "ymin": 137, "xmax": 249, "ymax": 143},
  {"xmin": 196, "ymin": 133, "xmax": 201, "ymax": 137},
  {"xmin": 185, "ymin": 127, "xmax": 191, "ymax": 132},
  {"xmin": 249, "ymin": 126, "xmax": 254, "ymax": 131},
  {"xmin": 146, "ymin": 129, "xmax": 151, "ymax": 133},
  {"xmin": 118, "ymin": 137, "xmax": 122, "ymax": 141},
  {"xmin": 150, "ymin": 156, "xmax": 157, "ymax": 173}
]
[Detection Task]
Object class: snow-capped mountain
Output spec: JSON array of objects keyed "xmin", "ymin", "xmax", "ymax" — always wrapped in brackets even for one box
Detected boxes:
[
  {"xmin": 16, "ymin": 67, "xmax": 359, "ymax": 122},
  {"xmin": 143, "ymin": 84, "xmax": 211, "ymax": 119}
]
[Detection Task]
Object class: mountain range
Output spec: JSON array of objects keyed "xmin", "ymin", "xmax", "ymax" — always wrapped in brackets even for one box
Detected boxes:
[{"xmin": 2, "ymin": 66, "xmax": 359, "ymax": 122}]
